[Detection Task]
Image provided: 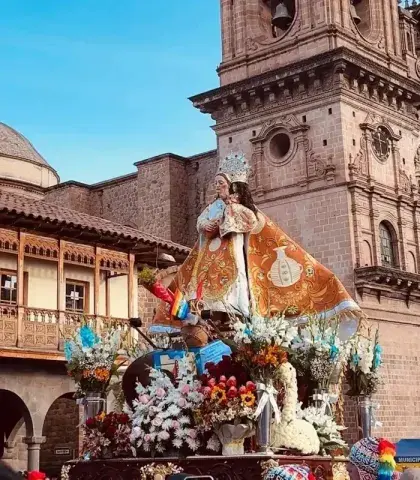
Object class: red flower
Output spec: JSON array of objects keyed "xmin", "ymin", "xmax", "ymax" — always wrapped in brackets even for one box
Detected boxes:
[
  {"xmin": 85, "ymin": 417, "xmax": 96, "ymax": 428},
  {"xmin": 227, "ymin": 376, "xmax": 237, "ymax": 388},
  {"xmin": 106, "ymin": 425, "xmax": 117, "ymax": 437},
  {"xmin": 28, "ymin": 472, "xmax": 46, "ymax": 480},
  {"xmin": 207, "ymin": 378, "xmax": 216, "ymax": 387},
  {"xmin": 218, "ymin": 382, "xmax": 226, "ymax": 390},
  {"xmin": 219, "ymin": 375, "xmax": 227, "ymax": 383},
  {"xmin": 246, "ymin": 381, "xmax": 256, "ymax": 392},
  {"xmin": 118, "ymin": 413, "xmax": 129, "ymax": 424},
  {"xmin": 227, "ymin": 386, "xmax": 238, "ymax": 398},
  {"xmin": 239, "ymin": 385, "xmax": 247, "ymax": 395}
]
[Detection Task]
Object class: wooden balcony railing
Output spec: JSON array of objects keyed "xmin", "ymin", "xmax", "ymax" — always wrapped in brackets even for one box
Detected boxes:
[{"xmin": 0, "ymin": 304, "xmax": 132, "ymax": 355}]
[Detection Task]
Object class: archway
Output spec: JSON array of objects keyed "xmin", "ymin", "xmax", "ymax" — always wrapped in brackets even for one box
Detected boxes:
[
  {"xmin": 0, "ymin": 389, "xmax": 34, "ymax": 472},
  {"xmin": 40, "ymin": 393, "xmax": 79, "ymax": 478}
]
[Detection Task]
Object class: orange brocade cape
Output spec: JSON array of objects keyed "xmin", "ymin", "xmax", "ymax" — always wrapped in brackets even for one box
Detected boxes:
[{"xmin": 153, "ymin": 212, "xmax": 360, "ymax": 329}]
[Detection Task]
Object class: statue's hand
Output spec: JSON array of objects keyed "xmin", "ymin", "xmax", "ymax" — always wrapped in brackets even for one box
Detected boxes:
[{"xmin": 204, "ymin": 221, "xmax": 219, "ymax": 238}]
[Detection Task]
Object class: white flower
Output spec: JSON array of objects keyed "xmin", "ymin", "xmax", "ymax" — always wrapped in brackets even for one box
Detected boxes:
[
  {"xmin": 158, "ymin": 430, "xmax": 170, "ymax": 441},
  {"xmin": 172, "ymin": 438, "xmax": 183, "ymax": 449},
  {"xmin": 178, "ymin": 415, "xmax": 190, "ymax": 425},
  {"xmin": 207, "ymin": 435, "xmax": 221, "ymax": 452}
]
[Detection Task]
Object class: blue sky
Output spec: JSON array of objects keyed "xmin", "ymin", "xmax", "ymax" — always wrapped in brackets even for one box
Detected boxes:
[{"xmin": 0, "ymin": 1, "xmax": 220, "ymax": 183}]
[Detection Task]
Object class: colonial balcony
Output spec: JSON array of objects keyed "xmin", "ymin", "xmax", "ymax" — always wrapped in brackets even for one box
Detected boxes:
[
  {"xmin": 355, "ymin": 266, "xmax": 420, "ymax": 306},
  {"xmin": 0, "ymin": 304, "xmax": 132, "ymax": 361}
]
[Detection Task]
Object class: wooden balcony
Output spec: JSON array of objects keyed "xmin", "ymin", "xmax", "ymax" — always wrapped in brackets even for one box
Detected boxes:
[{"xmin": 0, "ymin": 304, "xmax": 132, "ymax": 361}]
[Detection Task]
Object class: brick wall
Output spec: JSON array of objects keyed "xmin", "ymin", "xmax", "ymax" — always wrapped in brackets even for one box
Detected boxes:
[
  {"xmin": 136, "ymin": 157, "xmax": 172, "ymax": 240},
  {"xmin": 45, "ymin": 184, "xmax": 92, "ymax": 214},
  {"xmin": 89, "ymin": 176, "xmax": 138, "ymax": 227},
  {"xmin": 185, "ymin": 151, "xmax": 218, "ymax": 245},
  {"xmin": 40, "ymin": 396, "xmax": 79, "ymax": 476}
]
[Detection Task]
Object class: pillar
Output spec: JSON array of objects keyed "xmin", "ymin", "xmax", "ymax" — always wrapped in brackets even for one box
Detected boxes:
[
  {"xmin": 16, "ymin": 232, "xmax": 25, "ymax": 347},
  {"xmin": 23, "ymin": 436, "xmax": 46, "ymax": 472}
]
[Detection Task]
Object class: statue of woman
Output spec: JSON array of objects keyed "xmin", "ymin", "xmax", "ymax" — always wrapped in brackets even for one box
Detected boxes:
[{"xmin": 154, "ymin": 152, "xmax": 360, "ymax": 329}]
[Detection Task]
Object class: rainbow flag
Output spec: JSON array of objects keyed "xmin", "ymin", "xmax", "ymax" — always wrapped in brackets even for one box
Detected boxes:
[{"xmin": 170, "ymin": 289, "xmax": 190, "ymax": 320}]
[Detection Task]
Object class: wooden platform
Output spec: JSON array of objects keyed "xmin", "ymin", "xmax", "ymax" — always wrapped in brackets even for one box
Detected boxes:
[{"xmin": 66, "ymin": 454, "xmax": 349, "ymax": 480}]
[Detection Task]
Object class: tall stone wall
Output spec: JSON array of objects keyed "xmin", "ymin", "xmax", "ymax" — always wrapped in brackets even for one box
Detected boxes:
[
  {"xmin": 89, "ymin": 176, "xmax": 138, "ymax": 228},
  {"xmin": 40, "ymin": 397, "xmax": 79, "ymax": 476},
  {"xmin": 45, "ymin": 184, "xmax": 92, "ymax": 214}
]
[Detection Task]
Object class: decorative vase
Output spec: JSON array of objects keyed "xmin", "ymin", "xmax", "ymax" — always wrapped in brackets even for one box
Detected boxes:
[
  {"xmin": 83, "ymin": 391, "xmax": 106, "ymax": 422},
  {"xmin": 216, "ymin": 424, "xmax": 251, "ymax": 456},
  {"xmin": 357, "ymin": 396, "xmax": 373, "ymax": 439},
  {"xmin": 270, "ymin": 246, "xmax": 303, "ymax": 287},
  {"xmin": 256, "ymin": 383, "xmax": 274, "ymax": 454},
  {"xmin": 221, "ymin": 439, "xmax": 245, "ymax": 456}
]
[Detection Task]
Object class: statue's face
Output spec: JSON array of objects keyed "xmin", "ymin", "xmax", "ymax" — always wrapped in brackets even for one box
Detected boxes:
[{"xmin": 215, "ymin": 175, "xmax": 230, "ymax": 200}]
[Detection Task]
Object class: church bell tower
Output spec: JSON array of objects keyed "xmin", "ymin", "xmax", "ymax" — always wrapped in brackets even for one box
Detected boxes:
[{"xmin": 191, "ymin": 0, "xmax": 420, "ymax": 441}]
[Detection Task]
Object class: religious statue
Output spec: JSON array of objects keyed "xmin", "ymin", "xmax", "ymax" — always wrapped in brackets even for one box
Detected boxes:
[{"xmin": 153, "ymin": 151, "xmax": 361, "ymax": 331}]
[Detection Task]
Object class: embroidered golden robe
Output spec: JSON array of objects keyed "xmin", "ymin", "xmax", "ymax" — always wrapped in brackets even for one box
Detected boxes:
[{"xmin": 153, "ymin": 201, "xmax": 360, "ymax": 329}]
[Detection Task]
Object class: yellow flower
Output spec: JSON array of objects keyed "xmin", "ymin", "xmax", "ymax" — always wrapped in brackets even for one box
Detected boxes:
[
  {"xmin": 241, "ymin": 392, "xmax": 256, "ymax": 408},
  {"xmin": 211, "ymin": 386, "xmax": 226, "ymax": 404}
]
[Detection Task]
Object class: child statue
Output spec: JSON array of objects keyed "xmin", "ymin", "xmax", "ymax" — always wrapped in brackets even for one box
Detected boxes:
[{"xmin": 154, "ymin": 151, "xmax": 361, "ymax": 332}]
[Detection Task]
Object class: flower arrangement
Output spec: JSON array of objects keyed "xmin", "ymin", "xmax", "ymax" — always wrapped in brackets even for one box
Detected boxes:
[
  {"xmin": 290, "ymin": 316, "xmax": 345, "ymax": 390},
  {"xmin": 64, "ymin": 325, "xmax": 122, "ymax": 399},
  {"xmin": 346, "ymin": 328, "xmax": 382, "ymax": 397},
  {"xmin": 129, "ymin": 358, "xmax": 204, "ymax": 456},
  {"xmin": 197, "ymin": 369, "xmax": 257, "ymax": 427},
  {"xmin": 195, "ymin": 364, "xmax": 257, "ymax": 454},
  {"xmin": 139, "ymin": 463, "xmax": 183, "ymax": 480},
  {"xmin": 82, "ymin": 412, "xmax": 132, "ymax": 459},
  {"xmin": 232, "ymin": 313, "xmax": 297, "ymax": 383},
  {"xmin": 296, "ymin": 404, "xmax": 348, "ymax": 456}
]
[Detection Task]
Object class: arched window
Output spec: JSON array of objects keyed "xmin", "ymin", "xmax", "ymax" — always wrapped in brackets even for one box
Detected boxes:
[{"xmin": 379, "ymin": 222, "xmax": 396, "ymax": 268}]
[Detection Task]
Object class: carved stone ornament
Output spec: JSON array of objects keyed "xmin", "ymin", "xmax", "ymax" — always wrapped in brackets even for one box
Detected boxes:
[
  {"xmin": 399, "ymin": 169, "xmax": 411, "ymax": 195},
  {"xmin": 252, "ymin": 115, "xmax": 306, "ymax": 168},
  {"xmin": 416, "ymin": 59, "xmax": 420, "ymax": 79}
]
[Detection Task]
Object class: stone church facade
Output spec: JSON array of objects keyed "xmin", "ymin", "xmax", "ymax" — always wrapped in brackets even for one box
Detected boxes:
[
  {"xmin": 47, "ymin": 0, "xmax": 420, "ymax": 441},
  {"xmin": 2, "ymin": 1, "xmax": 420, "ymax": 471}
]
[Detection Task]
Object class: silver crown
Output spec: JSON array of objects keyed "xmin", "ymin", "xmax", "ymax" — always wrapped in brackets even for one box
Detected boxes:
[{"xmin": 217, "ymin": 151, "xmax": 250, "ymax": 184}]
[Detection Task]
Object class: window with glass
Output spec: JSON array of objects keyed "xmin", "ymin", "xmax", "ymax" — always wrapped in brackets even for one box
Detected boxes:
[
  {"xmin": 65, "ymin": 281, "xmax": 88, "ymax": 312},
  {"xmin": 372, "ymin": 127, "xmax": 390, "ymax": 161},
  {"xmin": 0, "ymin": 272, "xmax": 17, "ymax": 304},
  {"xmin": 379, "ymin": 223, "xmax": 395, "ymax": 267}
]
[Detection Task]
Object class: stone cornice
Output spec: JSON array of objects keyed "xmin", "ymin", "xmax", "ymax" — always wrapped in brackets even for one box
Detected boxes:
[
  {"xmin": 348, "ymin": 179, "xmax": 417, "ymax": 208},
  {"xmin": 355, "ymin": 266, "xmax": 420, "ymax": 306},
  {"xmin": 190, "ymin": 47, "xmax": 420, "ymax": 117}
]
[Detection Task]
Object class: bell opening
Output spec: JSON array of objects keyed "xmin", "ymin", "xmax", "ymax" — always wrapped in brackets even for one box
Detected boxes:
[
  {"xmin": 271, "ymin": 0, "xmax": 295, "ymax": 31},
  {"xmin": 350, "ymin": 0, "xmax": 362, "ymax": 25}
]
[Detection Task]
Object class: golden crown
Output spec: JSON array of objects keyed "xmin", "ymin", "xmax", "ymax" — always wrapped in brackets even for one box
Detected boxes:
[{"xmin": 217, "ymin": 151, "xmax": 250, "ymax": 184}]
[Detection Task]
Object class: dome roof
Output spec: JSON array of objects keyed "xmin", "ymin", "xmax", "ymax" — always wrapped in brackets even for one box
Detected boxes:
[
  {"xmin": 0, "ymin": 123, "xmax": 59, "ymax": 196},
  {"xmin": 0, "ymin": 122, "xmax": 51, "ymax": 167}
]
